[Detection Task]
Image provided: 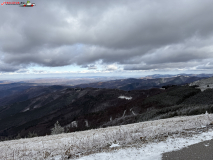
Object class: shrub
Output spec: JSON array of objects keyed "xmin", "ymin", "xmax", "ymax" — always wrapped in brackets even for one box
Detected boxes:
[{"xmin": 27, "ymin": 131, "xmax": 38, "ymax": 138}]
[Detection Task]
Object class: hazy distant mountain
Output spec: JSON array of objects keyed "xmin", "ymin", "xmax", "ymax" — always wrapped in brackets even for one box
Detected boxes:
[
  {"xmin": 0, "ymin": 83, "xmax": 39, "ymax": 99},
  {"xmin": 144, "ymin": 74, "xmax": 213, "ymax": 79},
  {"xmin": 74, "ymin": 75, "xmax": 206, "ymax": 91},
  {"xmin": 16, "ymin": 77, "xmax": 123, "ymax": 85},
  {"xmin": 0, "ymin": 85, "xmax": 68, "ymax": 107}
]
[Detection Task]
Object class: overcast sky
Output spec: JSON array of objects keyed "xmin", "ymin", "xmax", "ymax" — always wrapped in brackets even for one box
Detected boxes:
[{"xmin": 1, "ymin": 0, "xmax": 213, "ymax": 79}]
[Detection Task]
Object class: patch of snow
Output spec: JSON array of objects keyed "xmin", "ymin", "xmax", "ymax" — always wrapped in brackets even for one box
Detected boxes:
[
  {"xmin": 118, "ymin": 96, "xmax": 132, "ymax": 100},
  {"xmin": 132, "ymin": 111, "xmax": 136, "ymax": 115},
  {"xmin": 65, "ymin": 121, "xmax": 78, "ymax": 128},
  {"xmin": 122, "ymin": 110, "xmax": 126, "ymax": 117},
  {"xmin": 72, "ymin": 121, "xmax": 78, "ymax": 128},
  {"xmin": 109, "ymin": 143, "xmax": 120, "ymax": 148},
  {"xmin": 85, "ymin": 120, "xmax": 89, "ymax": 127},
  {"xmin": 22, "ymin": 108, "xmax": 30, "ymax": 112},
  {"xmin": 204, "ymin": 143, "xmax": 209, "ymax": 147},
  {"xmin": 33, "ymin": 105, "xmax": 40, "ymax": 109},
  {"xmin": 130, "ymin": 108, "xmax": 136, "ymax": 115}
]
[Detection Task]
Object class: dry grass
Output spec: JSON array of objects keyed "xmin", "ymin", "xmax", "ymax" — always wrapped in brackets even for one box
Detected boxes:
[{"xmin": 0, "ymin": 113, "xmax": 212, "ymax": 159}]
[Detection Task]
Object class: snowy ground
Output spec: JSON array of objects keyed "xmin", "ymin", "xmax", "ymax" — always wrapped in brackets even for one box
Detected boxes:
[
  {"xmin": 0, "ymin": 113, "xmax": 213, "ymax": 159},
  {"xmin": 78, "ymin": 129, "xmax": 213, "ymax": 160}
]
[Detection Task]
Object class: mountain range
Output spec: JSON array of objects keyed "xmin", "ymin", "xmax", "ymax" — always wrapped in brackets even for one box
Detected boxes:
[
  {"xmin": 74, "ymin": 75, "xmax": 206, "ymax": 90},
  {"xmin": 0, "ymin": 74, "xmax": 213, "ymax": 140}
]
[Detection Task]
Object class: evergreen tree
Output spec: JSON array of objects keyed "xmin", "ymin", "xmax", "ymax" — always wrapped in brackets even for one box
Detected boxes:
[{"xmin": 51, "ymin": 121, "xmax": 64, "ymax": 135}]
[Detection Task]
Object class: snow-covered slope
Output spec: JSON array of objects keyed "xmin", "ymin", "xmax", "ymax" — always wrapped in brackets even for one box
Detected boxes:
[
  {"xmin": 0, "ymin": 113, "xmax": 213, "ymax": 159},
  {"xmin": 190, "ymin": 77, "xmax": 213, "ymax": 91},
  {"xmin": 78, "ymin": 131, "xmax": 213, "ymax": 160}
]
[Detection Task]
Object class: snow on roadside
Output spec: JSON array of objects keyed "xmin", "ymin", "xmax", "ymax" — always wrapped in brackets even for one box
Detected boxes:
[
  {"xmin": 78, "ymin": 130, "xmax": 213, "ymax": 160},
  {"xmin": 0, "ymin": 113, "xmax": 213, "ymax": 159}
]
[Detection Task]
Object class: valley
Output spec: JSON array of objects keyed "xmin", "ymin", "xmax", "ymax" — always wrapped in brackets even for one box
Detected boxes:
[{"xmin": 0, "ymin": 74, "xmax": 212, "ymax": 140}]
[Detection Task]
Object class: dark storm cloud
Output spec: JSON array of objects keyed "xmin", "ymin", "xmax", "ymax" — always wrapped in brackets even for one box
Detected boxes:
[
  {"xmin": 16, "ymin": 69, "xmax": 29, "ymax": 73},
  {"xmin": 124, "ymin": 62, "xmax": 196, "ymax": 70},
  {"xmin": 0, "ymin": 62, "xmax": 22, "ymax": 72},
  {"xmin": 1, "ymin": 0, "xmax": 213, "ymax": 72}
]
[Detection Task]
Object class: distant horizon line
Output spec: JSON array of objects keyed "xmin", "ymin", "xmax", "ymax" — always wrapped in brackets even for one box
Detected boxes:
[{"xmin": 0, "ymin": 73, "xmax": 212, "ymax": 81}]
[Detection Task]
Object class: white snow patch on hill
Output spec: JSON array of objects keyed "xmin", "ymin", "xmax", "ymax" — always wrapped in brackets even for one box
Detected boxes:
[
  {"xmin": 190, "ymin": 77, "xmax": 213, "ymax": 91},
  {"xmin": 0, "ymin": 113, "xmax": 213, "ymax": 159},
  {"xmin": 118, "ymin": 95, "xmax": 132, "ymax": 100},
  {"xmin": 22, "ymin": 107, "xmax": 30, "ymax": 112}
]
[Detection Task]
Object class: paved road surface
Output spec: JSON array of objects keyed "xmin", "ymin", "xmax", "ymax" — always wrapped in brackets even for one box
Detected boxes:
[{"xmin": 162, "ymin": 139, "xmax": 213, "ymax": 160}]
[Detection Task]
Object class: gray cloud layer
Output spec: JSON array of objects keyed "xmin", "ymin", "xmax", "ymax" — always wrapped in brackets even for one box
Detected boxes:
[{"xmin": 1, "ymin": 0, "xmax": 213, "ymax": 72}]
